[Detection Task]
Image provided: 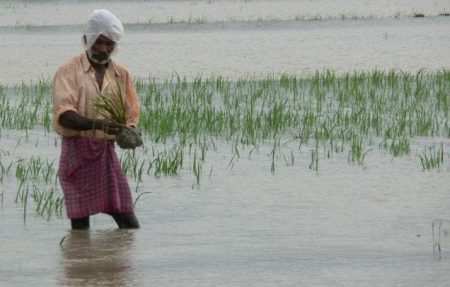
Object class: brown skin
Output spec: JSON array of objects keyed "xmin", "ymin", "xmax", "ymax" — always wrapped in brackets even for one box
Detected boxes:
[{"xmin": 59, "ymin": 111, "xmax": 124, "ymax": 136}]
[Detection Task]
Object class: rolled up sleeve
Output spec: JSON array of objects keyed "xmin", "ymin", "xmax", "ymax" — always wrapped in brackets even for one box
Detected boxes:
[
  {"xmin": 123, "ymin": 71, "xmax": 139, "ymax": 128},
  {"xmin": 52, "ymin": 64, "xmax": 80, "ymax": 136}
]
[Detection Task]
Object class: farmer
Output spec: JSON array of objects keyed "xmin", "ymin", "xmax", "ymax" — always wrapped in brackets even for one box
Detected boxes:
[{"xmin": 52, "ymin": 9, "xmax": 140, "ymax": 229}]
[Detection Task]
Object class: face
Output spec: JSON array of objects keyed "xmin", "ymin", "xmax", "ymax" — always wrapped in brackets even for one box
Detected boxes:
[{"xmin": 87, "ymin": 34, "xmax": 116, "ymax": 65}]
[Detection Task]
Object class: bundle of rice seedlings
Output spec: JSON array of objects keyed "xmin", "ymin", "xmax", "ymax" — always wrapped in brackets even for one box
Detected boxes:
[
  {"xmin": 94, "ymin": 80, "xmax": 143, "ymax": 149},
  {"xmin": 93, "ymin": 81, "xmax": 127, "ymax": 124}
]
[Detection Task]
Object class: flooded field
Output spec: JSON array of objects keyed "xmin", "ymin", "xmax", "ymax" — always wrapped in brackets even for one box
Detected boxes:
[
  {"xmin": 1, "ymin": 0, "xmax": 449, "ymax": 85},
  {"xmin": 1, "ymin": 1, "xmax": 450, "ymax": 286}
]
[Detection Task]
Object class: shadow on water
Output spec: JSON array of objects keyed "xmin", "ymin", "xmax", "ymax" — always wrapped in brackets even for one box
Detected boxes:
[{"xmin": 59, "ymin": 229, "xmax": 137, "ymax": 286}]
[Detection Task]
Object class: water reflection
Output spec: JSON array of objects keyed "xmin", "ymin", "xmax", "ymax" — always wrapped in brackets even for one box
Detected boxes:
[{"xmin": 60, "ymin": 229, "xmax": 137, "ymax": 286}]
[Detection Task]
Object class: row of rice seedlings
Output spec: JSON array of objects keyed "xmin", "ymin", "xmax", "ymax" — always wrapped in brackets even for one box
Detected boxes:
[
  {"xmin": 152, "ymin": 145, "xmax": 184, "ymax": 177},
  {"xmin": 119, "ymin": 140, "xmax": 212, "ymax": 185},
  {"xmin": 15, "ymin": 156, "xmax": 56, "ymax": 184},
  {"xmin": 2, "ymin": 70, "xmax": 449, "ymax": 176},
  {"xmin": 30, "ymin": 185, "xmax": 64, "ymax": 219},
  {"xmin": 120, "ymin": 150, "xmax": 145, "ymax": 181},
  {"xmin": 120, "ymin": 144, "xmax": 185, "ymax": 179},
  {"xmin": 16, "ymin": 181, "xmax": 64, "ymax": 221},
  {"xmin": 0, "ymin": 79, "xmax": 52, "ymax": 131},
  {"xmin": 6, "ymin": 154, "xmax": 62, "ymax": 220},
  {"xmin": 135, "ymin": 70, "xmax": 449, "ymax": 171}
]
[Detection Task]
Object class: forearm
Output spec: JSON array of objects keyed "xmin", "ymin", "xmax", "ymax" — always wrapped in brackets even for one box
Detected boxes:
[
  {"xmin": 59, "ymin": 111, "xmax": 123, "ymax": 135},
  {"xmin": 58, "ymin": 111, "xmax": 101, "ymax": 131}
]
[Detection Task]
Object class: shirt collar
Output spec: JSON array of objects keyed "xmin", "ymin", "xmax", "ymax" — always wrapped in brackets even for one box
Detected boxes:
[{"xmin": 81, "ymin": 52, "xmax": 121, "ymax": 77}]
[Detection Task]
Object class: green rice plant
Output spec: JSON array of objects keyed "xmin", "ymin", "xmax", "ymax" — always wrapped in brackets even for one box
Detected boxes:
[
  {"xmin": 0, "ymin": 160, "xmax": 13, "ymax": 183},
  {"xmin": 120, "ymin": 151, "xmax": 145, "ymax": 181},
  {"xmin": 13, "ymin": 178, "xmax": 63, "ymax": 220},
  {"xmin": 432, "ymin": 219, "xmax": 450, "ymax": 261},
  {"xmin": 152, "ymin": 145, "xmax": 184, "ymax": 177},
  {"xmin": 14, "ymin": 157, "xmax": 56, "ymax": 183},
  {"xmin": 23, "ymin": 187, "xmax": 29, "ymax": 223},
  {"xmin": 389, "ymin": 136, "xmax": 411, "ymax": 157},
  {"xmin": 15, "ymin": 159, "xmax": 30, "ymax": 182},
  {"xmin": 30, "ymin": 185, "xmax": 64, "ymax": 220},
  {"xmin": 419, "ymin": 143, "xmax": 444, "ymax": 170},
  {"xmin": 192, "ymin": 150, "xmax": 202, "ymax": 185},
  {"xmin": 270, "ymin": 144, "xmax": 276, "ymax": 174},
  {"xmin": 133, "ymin": 191, "xmax": 153, "ymax": 207},
  {"xmin": 348, "ymin": 134, "xmax": 373, "ymax": 164},
  {"xmin": 309, "ymin": 142, "xmax": 319, "ymax": 171}
]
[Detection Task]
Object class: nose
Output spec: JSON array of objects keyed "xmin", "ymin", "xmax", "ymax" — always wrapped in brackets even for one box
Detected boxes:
[
  {"xmin": 97, "ymin": 42, "xmax": 108, "ymax": 53},
  {"xmin": 93, "ymin": 38, "xmax": 115, "ymax": 53}
]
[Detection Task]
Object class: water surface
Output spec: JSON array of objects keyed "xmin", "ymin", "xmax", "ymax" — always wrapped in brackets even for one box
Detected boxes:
[{"xmin": 1, "ymin": 1, "xmax": 450, "ymax": 286}]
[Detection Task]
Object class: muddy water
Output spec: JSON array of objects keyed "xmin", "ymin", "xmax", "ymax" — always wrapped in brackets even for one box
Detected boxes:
[
  {"xmin": 1, "ymin": 130, "xmax": 450, "ymax": 286},
  {"xmin": 1, "ymin": 1, "xmax": 450, "ymax": 286}
]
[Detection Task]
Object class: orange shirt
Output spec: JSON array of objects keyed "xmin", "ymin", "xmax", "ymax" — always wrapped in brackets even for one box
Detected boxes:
[{"xmin": 52, "ymin": 52, "xmax": 139, "ymax": 140}]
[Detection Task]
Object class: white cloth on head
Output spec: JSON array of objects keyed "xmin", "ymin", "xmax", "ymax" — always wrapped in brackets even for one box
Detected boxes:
[{"xmin": 84, "ymin": 9, "xmax": 123, "ymax": 50}]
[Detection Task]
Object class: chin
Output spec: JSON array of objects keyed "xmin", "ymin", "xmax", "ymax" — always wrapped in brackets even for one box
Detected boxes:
[{"xmin": 87, "ymin": 50, "xmax": 111, "ymax": 65}]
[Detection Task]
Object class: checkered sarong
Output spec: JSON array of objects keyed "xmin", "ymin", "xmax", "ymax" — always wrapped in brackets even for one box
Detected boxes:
[{"xmin": 58, "ymin": 137, "xmax": 134, "ymax": 219}]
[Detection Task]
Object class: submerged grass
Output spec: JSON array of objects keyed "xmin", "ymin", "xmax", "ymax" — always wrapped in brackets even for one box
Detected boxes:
[{"xmin": 1, "ymin": 70, "xmax": 449, "ymax": 217}]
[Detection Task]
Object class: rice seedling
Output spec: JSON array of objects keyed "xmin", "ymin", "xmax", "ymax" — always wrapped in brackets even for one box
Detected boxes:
[
  {"xmin": 192, "ymin": 149, "xmax": 202, "ymax": 185},
  {"xmin": 432, "ymin": 219, "xmax": 450, "ymax": 261},
  {"xmin": 120, "ymin": 151, "xmax": 143, "ymax": 179},
  {"xmin": 33, "ymin": 187, "xmax": 64, "ymax": 220},
  {"xmin": 23, "ymin": 188, "xmax": 28, "ymax": 223},
  {"xmin": 419, "ymin": 143, "xmax": 444, "ymax": 170},
  {"xmin": 309, "ymin": 142, "xmax": 319, "ymax": 171},
  {"xmin": 0, "ymin": 160, "xmax": 13, "ymax": 183},
  {"xmin": 133, "ymin": 191, "xmax": 153, "ymax": 207},
  {"xmin": 152, "ymin": 145, "xmax": 184, "ymax": 177},
  {"xmin": 14, "ymin": 157, "xmax": 56, "ymax": 183}
]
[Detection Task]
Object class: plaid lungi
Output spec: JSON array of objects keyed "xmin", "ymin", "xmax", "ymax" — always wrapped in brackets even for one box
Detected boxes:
[{"xmin": 58, "ymin": 137, "xmax": 134, "ymax": 219}]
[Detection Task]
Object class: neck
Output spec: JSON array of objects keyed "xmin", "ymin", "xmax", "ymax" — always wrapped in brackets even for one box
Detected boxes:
[{"xmin": 92, "ymin": 61, "xmax": 108, "ymax": 72}]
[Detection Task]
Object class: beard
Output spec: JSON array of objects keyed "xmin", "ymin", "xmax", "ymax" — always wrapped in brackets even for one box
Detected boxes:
[{"xmin": 87, "ymin": 49, "xmax": 111, "ymax": 65}]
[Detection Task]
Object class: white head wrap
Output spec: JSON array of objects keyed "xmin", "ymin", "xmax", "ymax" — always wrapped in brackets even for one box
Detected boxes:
[{"xmin": 84, "ymin": 9, "xmax": 124, "ymax": 50}]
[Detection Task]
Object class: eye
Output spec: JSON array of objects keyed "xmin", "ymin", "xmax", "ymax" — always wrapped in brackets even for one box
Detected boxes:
[
  {"xmin": 95, "ymin": 39, "xmax": 116, "ymax": 48},
  {"xmin": 105, "ymin": 41, "xmax": 116, "ymax": 48}
]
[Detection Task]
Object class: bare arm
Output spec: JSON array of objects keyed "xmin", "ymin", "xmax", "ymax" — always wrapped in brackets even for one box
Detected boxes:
[{"xmin": 59, "ymin": 111, "xmax": 123, "ymax": 135}]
